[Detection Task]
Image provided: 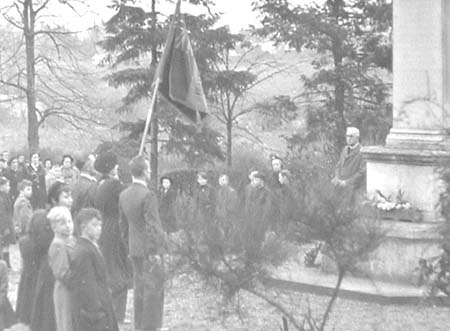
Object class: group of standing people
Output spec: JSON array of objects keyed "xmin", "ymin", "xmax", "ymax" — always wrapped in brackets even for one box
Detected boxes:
[
  {"xmin": 0, "ymin": 125, "xmax": 365, "ymax": 331},
  {"xmin": 0, "ymin": 150, "xmax": 169, "ymax": 331}
]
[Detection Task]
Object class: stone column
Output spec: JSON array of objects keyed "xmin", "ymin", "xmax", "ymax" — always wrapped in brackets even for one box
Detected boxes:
[
  {"xmin": 361, "ymin": 0, "xmax": 450, "ymax": 283},
  {"xmin": 364, "ymin": 0, "xmax": 450, "ymax": 222}
]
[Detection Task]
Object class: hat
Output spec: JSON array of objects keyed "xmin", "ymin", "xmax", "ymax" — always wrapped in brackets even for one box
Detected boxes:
[
  {"xmin": 94, "ymin": 151, "xmax": 118, "ymax": 174},
  {"xmin": 253, "ymin": 171, "xmax": 266, "ymax": 180}
]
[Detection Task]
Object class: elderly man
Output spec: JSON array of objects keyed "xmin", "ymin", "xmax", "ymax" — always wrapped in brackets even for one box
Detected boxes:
[{"xmin": 332, "ymin": 127, "xmax": 365, "ymax": 192}]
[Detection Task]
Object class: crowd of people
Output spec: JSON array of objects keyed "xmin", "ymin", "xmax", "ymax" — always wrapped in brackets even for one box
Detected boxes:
[{"xmin": 0, "ymin": 126, "xmax": 364, "ymax": 331}]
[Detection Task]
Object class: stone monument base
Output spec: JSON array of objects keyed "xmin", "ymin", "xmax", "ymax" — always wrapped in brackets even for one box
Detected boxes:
[{"xmin": 320, "ymin": 220, "xmax": 442, "ymax": 284}]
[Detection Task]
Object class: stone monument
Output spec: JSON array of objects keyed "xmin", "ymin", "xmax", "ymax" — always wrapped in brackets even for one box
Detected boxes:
[{"xmin": 362, "ymin": 0, "xmax": 450, "ymax": 283}]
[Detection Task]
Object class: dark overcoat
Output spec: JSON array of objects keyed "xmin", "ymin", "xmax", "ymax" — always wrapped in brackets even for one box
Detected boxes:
[
  {"xmin": 26, "ymin": 164, "xmax": 47, "ymax": 210},
  {"xmin": 15, "ymin": 234, "xmax": 39, "ymax": 324},
  {"xmin": 29, "ymin": 210, "xmax": 56, "ymax": 331},
  {"xmin": 94, "ymin": 177, "xmax": 131, "ymax": 297},
  {"xmin": 71, "ymin": 174, "xmax": 97, "ymax": 218},
  {"xmin": 119, "ymin": 182, "xmax": 165, "ymax": 257},
  {"xmin": 193, "ymin": 184, "xmax": 216, "ymax": 225},
  {"xmin": 67, "ymin": 237, "xmax": 119, "ymax": 331},
  {"xmin": 244, "ymin": 185, "xmax": 272, "ymax": 252},
  {"xmin": 216, "ymin": 185, "xmax": 238, "ymax": 220},
  {"xmin": 0, "ymin": 191, "xmax": 15, "ymax": 246},
  {"xmin": 335, "ymin": 144, "xmax": 366, "ymax": 190},
  {"xmin": 158, "ymin": 187, "xmax": 177, "ymax": 233}
]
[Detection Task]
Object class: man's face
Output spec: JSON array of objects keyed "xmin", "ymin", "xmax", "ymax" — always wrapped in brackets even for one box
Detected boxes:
[
  {"xmin": 18, "ymin": 155, "xmax": 25, "ymax": 164},
  {"xmin": 162, "ymin": 178, "xmax": 171, "ymax": 189},
  {"xmin": 31, "ymin": 153, "xmax": 39, "ymax": 166},
  {"xmin": 197, "ymin": 176, "xmax": 207, "ymax": 186},
  {"xmin": 272, "ymin": 159, "xmax": 282, "ymax": 172},
  {"xmin": 346, "ymin": 132, "xmax": 359, "ymax": 147},
  {"xmin": 63, "ymin": 157, "xmax": 72, "ymax": 169},
  {"xmin": 2, "ymin": 152, "xmax": 9, "ymax": 162},
  {"xmin": 83, "ymin": 218, "xmax": 102, "ymax": 242},
  {"xmin": 10, "ymin": 159, "xmax": 18, "ymax": 171},
  {"xmin": 58, "ymin": 191, "xmax": 73, "ymax": 209},
  {"xmin": 45, "ymin": 160, "xmax": 52, "ymax": 169},
  {"xmin": 218, "ymin": 175, "xmax": 228, "ymax": 187},
  {"xmin": 251, "ymin": 177, "xmax": 263, "ymax": 188}
]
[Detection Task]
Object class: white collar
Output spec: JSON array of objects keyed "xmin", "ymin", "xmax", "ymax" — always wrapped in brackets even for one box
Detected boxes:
[
  {"xmin": 348, "ymin": 143, "xmax": 360, "ymax": 150},
  {"xmin": 132, "ymin": 178, "xmax": 148, "ymax": 188}
]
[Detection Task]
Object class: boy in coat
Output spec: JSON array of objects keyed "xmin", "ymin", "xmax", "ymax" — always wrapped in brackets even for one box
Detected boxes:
[{"xmin": 68, "ymin": 208, "xmax": 118, "ymax": 331}]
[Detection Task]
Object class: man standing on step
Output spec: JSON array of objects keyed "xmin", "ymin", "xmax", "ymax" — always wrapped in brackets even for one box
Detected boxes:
[{"xmin": 332, "ymin": 126, "xmax": 366, "ymax": 202}]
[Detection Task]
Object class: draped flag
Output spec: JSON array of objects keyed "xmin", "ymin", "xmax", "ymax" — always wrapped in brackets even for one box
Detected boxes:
[{"xmin": 155, "ymin": 1, "xmax": 209, "ymax": 123}]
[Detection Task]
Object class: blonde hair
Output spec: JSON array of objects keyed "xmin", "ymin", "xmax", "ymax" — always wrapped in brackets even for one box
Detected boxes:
[{"xmin": 47, "ymin": 206, "xmax": 72, "ymax": 231}]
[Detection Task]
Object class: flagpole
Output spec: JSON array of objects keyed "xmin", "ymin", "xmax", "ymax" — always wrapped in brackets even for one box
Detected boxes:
[{"xmin": 139, "ymin": 77, "xmax": 160, "ymax": 156}]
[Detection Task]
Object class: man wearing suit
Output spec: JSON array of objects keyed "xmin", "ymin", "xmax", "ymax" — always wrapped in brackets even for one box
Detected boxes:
[
  {"xmin": 332, "ymin": 126, "xmax": 366, "ymax": 203},
  {"xmin": 119, "ymin": 156, "xmax": 166, "ymax": 331}
]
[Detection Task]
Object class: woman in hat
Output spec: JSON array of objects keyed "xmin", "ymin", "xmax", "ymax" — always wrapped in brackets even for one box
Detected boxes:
[
  {"xmin": 26, "ymin": 152, "xmax": 47, "ymax": 210},
  {"xmin": 94, "ymin": 151, "xmax": 131, "ymax": 324}
]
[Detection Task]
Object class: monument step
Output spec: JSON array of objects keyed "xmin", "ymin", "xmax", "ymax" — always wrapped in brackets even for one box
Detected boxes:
[{"xmin": 266, "ymin": 266, "xmax": 449, "ymax": 306}]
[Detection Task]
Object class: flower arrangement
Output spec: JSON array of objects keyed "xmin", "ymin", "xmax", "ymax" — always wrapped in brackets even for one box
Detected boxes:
[
  {"xmin": 372, "ymin": 189, "xmax": 411, "ymax": 211},
  {"xmin": 361, "ymin": 189, "xmax": 422, "ymax": 222}
]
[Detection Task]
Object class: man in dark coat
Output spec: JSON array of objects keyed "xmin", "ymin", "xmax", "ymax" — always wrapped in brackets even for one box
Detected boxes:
[
  {"xmin": 332, "ymin": 127, "xmax": 366, "ymax": 202},
  {"xmin": 332, "ymin": 127, "xmax": 365, "ymax": 189},
  {"xmin": 273, "ymin": 170, "xmax": 297, "ymax": 233},
  {"xmin": 119, "ymin": 156, "xmax": 166, "ymax": 331},
  {"xmin": 71, "ymin": 157, "xmax": 97, "ymax": 233},
  {"xmin": 243, "ymin": 172, "xmax": 272, "ymax": 258},
  {"xmin": 68, "ymin": 208, "xmax": 118, "ymax": 331},
  {"xmin": 216, "ymin": 174, "xmax": 238, "ymax": 239},
  {"xmin": 94, "ymin": 151, "xmax": 130, "ymax": 323}
]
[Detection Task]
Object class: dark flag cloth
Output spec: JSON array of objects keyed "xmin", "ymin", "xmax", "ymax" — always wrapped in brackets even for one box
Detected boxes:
[{"xmin": 155, "ymin": 4, "xmax": 209, "ymax": 123}]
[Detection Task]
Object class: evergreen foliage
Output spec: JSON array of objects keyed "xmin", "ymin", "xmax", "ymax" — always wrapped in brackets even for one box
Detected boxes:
[{"xmin": 253, "ymin": 0, "xmax": 393, "ymax": 154}]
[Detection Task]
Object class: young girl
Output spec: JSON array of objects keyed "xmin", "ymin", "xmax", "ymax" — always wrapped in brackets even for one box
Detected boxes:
[
  {"xmin": 48, "ymin": 206, "xmax": 75, "ymax": 331},
  {"xmin": 29, "ymin": 182, "xmax": 72, "ymax": 331}
]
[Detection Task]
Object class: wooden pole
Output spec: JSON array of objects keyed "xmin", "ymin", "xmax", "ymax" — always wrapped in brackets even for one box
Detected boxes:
[{"xmin": 139, "ymin": 77, "xmax": 160, "ymax": 156}]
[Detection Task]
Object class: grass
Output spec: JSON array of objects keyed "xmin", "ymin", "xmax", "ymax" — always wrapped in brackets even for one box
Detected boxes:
[{"xmin": 7, "ymin": 245, "xmax": 450, "ymax": 331}]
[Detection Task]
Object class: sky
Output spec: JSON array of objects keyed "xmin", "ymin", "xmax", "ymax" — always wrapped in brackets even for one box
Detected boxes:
[{"xmin": 0, "ymin": 0, "xmax": 317, "ymax": 34}]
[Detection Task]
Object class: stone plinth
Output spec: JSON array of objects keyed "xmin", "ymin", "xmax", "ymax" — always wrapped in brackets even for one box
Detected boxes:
[
  {"xmin": 363, "ymin": 146, "xmax": 450, "ymax": 222},
  {"xmin": 320, "ymin": 221, "xmax": 442, "ymax": 284},
  {"xmin": 358, "ymin": 221, "xmax": 442, "ymax": 283}
]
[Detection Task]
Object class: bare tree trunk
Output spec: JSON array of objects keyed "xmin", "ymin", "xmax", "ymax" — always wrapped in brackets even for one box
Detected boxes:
[
  {"xmin": 24, "ymin": 0, "xmax": 39, "ymax": 151},
  {"xmin": 150, "ymin": 0, "xmax": 158, "ymax": 189},
  {"xmin": 319, "ymin": 268, "xmax": 345, "ymax": 331},
  {"xmin": 226, "ymin": 114, "xmax": 232, "ymax": 170}
]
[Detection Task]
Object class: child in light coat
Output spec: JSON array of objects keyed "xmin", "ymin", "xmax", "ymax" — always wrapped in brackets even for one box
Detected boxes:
[{"xmin": 48, "ymin": 206, "xmax": 75, "ymax": 331}]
